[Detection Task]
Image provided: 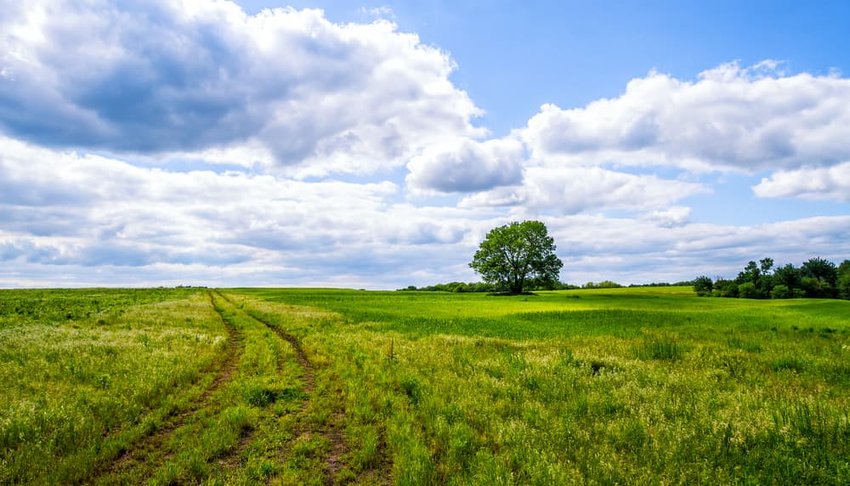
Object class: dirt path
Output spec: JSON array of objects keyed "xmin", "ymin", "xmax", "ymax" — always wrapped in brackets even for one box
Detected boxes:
[
  {"xmin": 88, "ymin": 291, "xmax": 243, "ymax": 482},
  {"xmin": 90, "ymin": 290, "xmax": 357, "ymax": 484},
  {"xmin": 217, "ymin": 291, "xmax": 348, "ymax": 485}
]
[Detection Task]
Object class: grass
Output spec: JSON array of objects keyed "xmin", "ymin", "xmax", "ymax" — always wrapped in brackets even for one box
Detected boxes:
[{"xmin": 1, "ymin": 286, "xmax": 849, "ymax": 483}]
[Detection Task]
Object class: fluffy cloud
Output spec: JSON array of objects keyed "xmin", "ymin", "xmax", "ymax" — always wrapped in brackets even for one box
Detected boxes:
[
  {"xmin": 459, "ymin": 167, "xmax": 705, "ymax": 214},
  {"xmin": 406, "ymin": 61, "xmax": 850, "ymax": 213},
  {"xmin": 1, "ymin": 2, "xmax": 848, "ymax": 288},
  {"xmin": 2, "ymin": 130, "xmax": 848, "ymax": 288},
  {"xmin": 544, "ymin": 214, "xmax": 850, "ymax": 284},
  {"xmin": 524, "ymin": 62, "xmax": 850, "ymax": 172},
  {"xmin": 753, "ymin": 162, "xmax": 850, "ymax": 201},
  {"xmin": 0, "ymin": 1, "xmax": 483, "ymax": 175},
  {"xmin": 406, "ymin": 138, "xmax": 524, "ymax": 193},
  {"xmin": 0, "ymin": 135, "xmax": 502, "ymax": 285}
]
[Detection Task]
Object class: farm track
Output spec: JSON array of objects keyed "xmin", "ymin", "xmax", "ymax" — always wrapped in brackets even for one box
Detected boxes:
[
  {"xmin": 89, "ymin": 290, "xmax": 360, "ymax": 484},
  {"xmin": 215, "ymin": 291, "xmax": 352, "ymax": 485},
  {"xmin": 87, "ymin": 291, "xmax": 244, "ymax": 483}
]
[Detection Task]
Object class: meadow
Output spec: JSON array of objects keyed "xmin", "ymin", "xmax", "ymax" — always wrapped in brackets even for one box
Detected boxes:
[{"xmin": 1, "ymin": 286, "xmax": 848, "ymax": 484}]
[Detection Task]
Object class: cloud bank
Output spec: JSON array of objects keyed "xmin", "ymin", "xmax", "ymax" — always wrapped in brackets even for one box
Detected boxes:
[
  {"xmin": 0, "ymin": 0, "xmax": 483, "ymax": 176},
  {"xmin": 523, "ymin": 61, "xmax": 850, "ymax": 172},
  {"xmin": 1, "ymin": 1, "xmax": 848, "ymax": 288}
]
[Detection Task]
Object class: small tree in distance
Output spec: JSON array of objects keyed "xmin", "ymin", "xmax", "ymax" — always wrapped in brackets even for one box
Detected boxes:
[{"xmin": 469, "ymin": 220, "xmax": 563, "ymax": 294}]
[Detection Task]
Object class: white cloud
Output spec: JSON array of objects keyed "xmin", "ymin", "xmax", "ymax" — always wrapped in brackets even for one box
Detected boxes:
[
  {"xmin": 753, "ymin": 162, "xmax": 850, "ymax": 201},
  {"xmin": 0, "ymin": 135, "xmax": 500, "ymax": 286},
  {"xmin": 1, "ymin": 1, "xmax": 849, "ymax": 291},
  {"xmin": 524, "ymin": 62, "xmax": 850, "ymax": 172},
  {"xmin": 1, "ymin": 132, "xmax": 847, "ymax": 288},
  {"xmin": 0, "ymin": 1, "xmax": 484, "ymax": 176},
  {"xmin": 644, "ymin": 206, "xmax": 692, "ymax": 228},
  {"xmin": 360, "ymin": 6, "xmax": 395, "ymax": 19},
  {"xmin": 406, "ymin": 137, "xmax": 524, "ymax": 193},
  {"xmin": 459, "ymin": 167, "xmax": 705, "ymax": 214},
  {"xmin": 545, "ymin": 214, "xmax": 850, "ymax": 284}
]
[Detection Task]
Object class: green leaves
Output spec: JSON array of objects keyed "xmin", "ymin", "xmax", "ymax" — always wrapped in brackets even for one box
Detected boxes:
[{"xmin": 470, "ymin": 220, "xmax": 563, "ymax": 294}]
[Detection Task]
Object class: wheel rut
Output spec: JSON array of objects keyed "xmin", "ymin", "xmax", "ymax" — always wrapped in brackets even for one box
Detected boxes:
[
  {"xmin": 88, "ymin": 291, "xmax": 243, "ymax": 482},
  {"xmin": 215, "ymin": 291, "xmax": 349, "ymax": 485}
]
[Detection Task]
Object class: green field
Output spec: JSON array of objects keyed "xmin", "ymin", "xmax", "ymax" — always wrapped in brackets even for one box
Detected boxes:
[{"xmin": 1, "ymin": 287, "xmax": 849, "ymax": 484}]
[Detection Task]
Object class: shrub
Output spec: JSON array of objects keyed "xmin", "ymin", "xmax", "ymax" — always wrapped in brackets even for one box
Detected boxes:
[
  {"xmin": 738, "ymin": 282, "xmax": 760, "ymax": 299},
  {"xmin": 693, "ymin": 276, "xmax": 713, "ymax": 296},
  {"xmin": 771, "ymin": 284, "xmax": 792, "ymax": 299},
  {"xmin": 713, "ymin": 279, "xmax": 738, "ymax": 297}
]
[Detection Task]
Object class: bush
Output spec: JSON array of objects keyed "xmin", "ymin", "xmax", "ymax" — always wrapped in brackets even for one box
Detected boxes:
[
  {"xmin": 738, "ymin": 282, "xmax": 761, "ymax": 299},
  {"xmin": 713, "ymin": 279, "xmax": 738, "ymax": 297},
  {"xmin": 693, "ymin": 276, "xmax": 713, "ymax": 296},
  {"xmin": 584, "ymin": 281, "xmax": 622, "ymax": 289},
  {"xmin": 771, "ymin": 284, "xmax": 792, "ymax": 299},
  {"xmin": 838, "ymin": 260, "xmax": 850, "ymax": 300}
]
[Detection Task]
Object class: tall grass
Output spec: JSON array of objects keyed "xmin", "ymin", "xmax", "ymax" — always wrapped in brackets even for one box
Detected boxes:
[
  {"xmin": 0, "ymin": 289, "xmax": 227, "ymax": 483},
  {"xmin": 236, "ymin": 287, "xmax": 850, "ymax": 484},
  {"xmin": 2, "ymin": 286, "xmax": 848, "ymax": 483}
]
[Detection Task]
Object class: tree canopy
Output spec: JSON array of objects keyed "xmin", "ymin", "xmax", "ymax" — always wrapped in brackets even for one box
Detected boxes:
[
  {"xmin": 469, "ymin": 220, "xmax": 563, "ymax": 294},
  {"xmin": 695, "ymin": 257, "xmax": 850, "ymax": 300}
]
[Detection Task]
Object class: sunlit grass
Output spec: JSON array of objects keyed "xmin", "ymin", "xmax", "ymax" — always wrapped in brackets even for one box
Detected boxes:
[
  {"xmin": 236, "ymin": 287, "xmax": 850, "ymax": 484},
  {"xmin": 0, "ymin": 289, "xmax": 227, "ymax": 483},
  {"xmin": 2, "ymin": 286, "xmax": 848, "ymax": 483}
]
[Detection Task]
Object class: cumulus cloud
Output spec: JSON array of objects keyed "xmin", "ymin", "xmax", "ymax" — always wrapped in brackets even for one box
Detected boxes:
[
  {"xmin": 459, "ymin": 167, "xmax": 705, "ymax": 214},
  {"xmin": 524, "ymin": 62, "xmax": 850, "ymax": 172},
  {"xmin": 644, "ymin": 206, "xmax": 692, "ymax": 228},
  {"xmin": 544, "ymin": 214, "xmax": 850, "ymax": 284},
  {"xmin": 406, "ymin": 138, "xmax": 524, "ymax": 192},
  {"xmin": 0, "ymin": 1, "xmax": 483, "ymax": 175},
  {"xmin": 0, "ymin": 135, "xmax": 499, "ymax": 285},
  {"xmin": 1, "ymin": 1, "xmax": 848, "ymax": 290},
  {"xmin": 753, "ymin": 162, "xmax": 850, "ymax": 201},
  {"xmin": 2, "ymin": 131, "xmax": 848, "ymax": 288}
]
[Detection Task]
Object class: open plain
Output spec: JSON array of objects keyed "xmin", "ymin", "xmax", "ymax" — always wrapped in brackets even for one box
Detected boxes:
[{"xmin": 2, "ymin": 286, "xmax": 848, "ymax": 484}]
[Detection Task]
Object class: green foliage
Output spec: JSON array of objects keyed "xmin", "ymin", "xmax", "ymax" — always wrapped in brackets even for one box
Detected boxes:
[
  {"xmin": 583, "ymin": 280, "xmax": 622, "ymax": 289},
  {"xmin": 693, "ymin": 276, "xmax": 713, "ymax": 296},
  {"xmin": 699, "ymin": 257, "xmax": 848, "ymax": 300},
  {"xmin": 400, "ymin": 281, "xmax": 497, "ymax": 293},
  {"xmin": 802, "ymin": 257, "xmax": 838, "ymax": 297},
  {"xmin": 712, "ymin": 279, "xmax": 739, "ymax": 297},
  {"xmin": 469, "ymin": 220, "xmax": 563, "ymax": 294},
  {"xmin": 770, "ymin": 284, "xmax": 792, "ymax": 299},
  {"xmin": 737, "ymin": 281, "xmax": 760, "ymax": 299},
  {"xmin": 774, "ymin": 263, "xmax": 802, "ymax": 290},
  {"xmin": 839, "ymin": 260, "xmax": 850, "ymax": 300}
]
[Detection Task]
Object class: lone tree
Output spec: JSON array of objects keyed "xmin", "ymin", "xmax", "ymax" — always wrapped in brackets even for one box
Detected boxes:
[{"xmin": 470, "ymin": 220, "xmax": 563, "ymax": 294}]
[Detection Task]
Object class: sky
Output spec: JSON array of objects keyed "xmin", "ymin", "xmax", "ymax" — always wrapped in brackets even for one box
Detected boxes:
[{"xmin": 1, "ymin": 1, "xmax": 849, "ymax": 288}]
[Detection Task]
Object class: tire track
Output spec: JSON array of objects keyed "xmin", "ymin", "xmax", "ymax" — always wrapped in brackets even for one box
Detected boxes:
[
  {"xmin": 207, "ymin": 290, "xmax": 293, "ymax": 474},
  {"xmin": 215, "ymin": 291, "xmax": 348, "ymax": 485},
  {"xmin": 214, "ymin": 292, "xmax": 314, "ymax": 392},
  {"xmin": 88, "ymin": 291, "xmax": 243, "ymax": 483}
]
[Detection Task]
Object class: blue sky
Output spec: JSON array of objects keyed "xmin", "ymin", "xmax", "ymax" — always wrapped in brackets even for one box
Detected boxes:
[{"xmin": 1, "ymin": 1, "xmax": 849, "ymax": 288}]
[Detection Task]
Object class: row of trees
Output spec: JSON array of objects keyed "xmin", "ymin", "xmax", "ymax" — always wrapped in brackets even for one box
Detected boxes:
[
  {"xmin": 399, "ymin": 281, "xmax": 627, "ymax": 293},
  {"xmin": 400, "ymin": 280, "xmax": 697, "ymax": 293},
  {"xmin": 694, "ymin": 257, "xmax": 850, "ymax": 299}
]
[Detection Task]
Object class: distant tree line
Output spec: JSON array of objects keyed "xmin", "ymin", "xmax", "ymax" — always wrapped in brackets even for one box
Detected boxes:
[
  {"xmin": 399, "ymin": 281, "xmax": 579, "ymax": 293},
  {"xmin": 398, "ymin": 280, "xmax": 698, "ymax": 293},
  {"xmin": 694, "ymin": 257, "xmax": 850, "ymax": 299}
]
